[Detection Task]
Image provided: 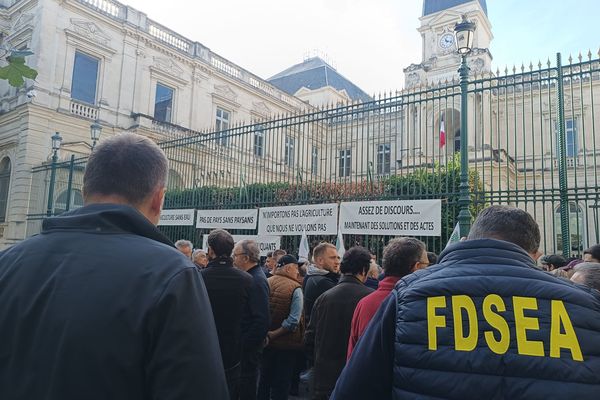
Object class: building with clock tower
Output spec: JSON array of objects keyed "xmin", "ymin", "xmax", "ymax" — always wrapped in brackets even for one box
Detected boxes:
[{"xmin": 404, "ymin": 0, "xmax": 493, "ymax": 88}]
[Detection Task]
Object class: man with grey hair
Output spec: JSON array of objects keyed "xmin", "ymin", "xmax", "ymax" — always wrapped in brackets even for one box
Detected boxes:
[
  {"xmin": 571, "ymin": 262, "xmax": 600, "ymax": 291},
  {"xmin": 175, "ymin": 239, "xmax": 193, "ymax": 258},
  {"xmin": 0, "ymin": 133, "xmax": 228, "ymax": 399},
  {"xmin": 233, "ymin": 239, "xmax": 270, "ymax": 400},
  {"xmin": 193, "ymin": 248, "xmax": 209, "ymax": 269},
  {"xmin": 333, "ymin": 205, "xmax": 600, "ymax": 400}
]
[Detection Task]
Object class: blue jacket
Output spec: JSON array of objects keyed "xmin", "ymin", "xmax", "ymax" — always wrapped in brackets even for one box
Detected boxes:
[{"xmin": 332, "ymin": 239, "xmax": 600, "ymax": 400}]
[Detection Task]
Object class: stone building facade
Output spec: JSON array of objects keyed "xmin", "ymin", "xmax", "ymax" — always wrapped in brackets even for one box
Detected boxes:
[{"xmin": 0, "ymin": 0, "xmax": 598, "ymax": 254}]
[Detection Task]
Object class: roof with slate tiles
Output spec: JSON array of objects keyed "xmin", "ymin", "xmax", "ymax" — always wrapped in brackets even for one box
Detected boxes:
[{"xmin": 268, "ymin": 57, "xmax": 372, "ymax": 103}]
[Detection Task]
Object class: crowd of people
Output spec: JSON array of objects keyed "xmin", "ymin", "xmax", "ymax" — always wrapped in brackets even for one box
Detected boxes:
[{"xmin": 0, "ymin": 133, "xmax": 599, "ymax": 400}]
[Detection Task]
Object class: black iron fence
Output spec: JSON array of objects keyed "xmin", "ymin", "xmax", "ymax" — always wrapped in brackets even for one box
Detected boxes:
[{"xmin": 28, "ymin": 51, "xmax": 600, "ymax": 258}]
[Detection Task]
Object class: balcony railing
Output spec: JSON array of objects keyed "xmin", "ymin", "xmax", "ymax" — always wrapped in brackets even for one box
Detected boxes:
[
  {"xmin": 70, "ymin": 101, "xmax": 98, "ymax": 120},
  {"xmin": 73, "ymin": 0, "xmax": 306, "ymax": 110}
]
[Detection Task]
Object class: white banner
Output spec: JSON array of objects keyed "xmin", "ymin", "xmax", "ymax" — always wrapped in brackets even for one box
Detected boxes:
[
  {"xmin": 196, "ymin": 209, "xmax": 258, "ymax": 230},
  {"xmin": 339, "ymin": 200, "xmax": 442, "ymax": 236},
  {"xmin": 202, "ymin": 235, "xmax": 281, "ymax": 257},
  {"xmin": 258, "ymin": 203, "xmax": 338, "ymax": 236},
  {"xmin": 158, "ymin": 209, "xmax": 195, "ymax": 226}
]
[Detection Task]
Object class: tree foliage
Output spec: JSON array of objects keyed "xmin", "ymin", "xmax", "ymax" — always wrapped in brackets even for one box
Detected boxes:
[{"xmin": 0, "ymin": 56, "xmax": 38, "ymax": 87}]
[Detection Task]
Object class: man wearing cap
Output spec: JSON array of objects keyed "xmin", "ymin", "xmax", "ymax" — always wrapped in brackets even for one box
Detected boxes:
[
  {"xmin": 539, "ymin": 254, "xmax": 567, "ymax": 271},
  {"xmin": 583, "ymin": 244, "xmax": 600, "ymax": 263},
  {"xmin": 257, "ymin": 255, "xmax": 304, "ymax": 400}
]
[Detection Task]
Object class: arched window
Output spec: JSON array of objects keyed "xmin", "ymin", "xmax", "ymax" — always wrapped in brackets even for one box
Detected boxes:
[
  {"xmin": 555, "ymin": 202, "xmax": 585, "ymax": 252},
  {"xmin": 0, "ymin": 157, "xmax": 11, "ymax": 222},
  {"xmin": 54, "ymin": 189, "xmax": 84, "ymax": 215}
]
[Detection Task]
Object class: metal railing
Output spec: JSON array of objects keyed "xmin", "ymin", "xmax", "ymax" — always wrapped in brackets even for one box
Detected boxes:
[{"xmin": 27, "ymin": 51, "xmax": 600, "ymax": 258}]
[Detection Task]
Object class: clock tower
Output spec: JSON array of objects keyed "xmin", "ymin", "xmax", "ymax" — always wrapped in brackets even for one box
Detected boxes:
[{"xmin": 404, "ymin": 0, "xmax": 493, "ymax": 88}]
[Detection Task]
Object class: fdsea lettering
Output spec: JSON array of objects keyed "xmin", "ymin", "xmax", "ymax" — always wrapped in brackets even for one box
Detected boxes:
[{"xmin": 427, "ymin": 294, "xmax": 583, "ymax": 361}]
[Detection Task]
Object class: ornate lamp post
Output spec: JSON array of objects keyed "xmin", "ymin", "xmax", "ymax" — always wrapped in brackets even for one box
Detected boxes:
[
  {"xmin": 454, "ymin": 16, "xmax": 476, "ymax": 237},
  {"xmin": 90, "ymin": 120, "xmax": 102, "ymax": 150},
  {"xmin": 46, "ymin": 132, "xmax": 62, "ymax": 216}
]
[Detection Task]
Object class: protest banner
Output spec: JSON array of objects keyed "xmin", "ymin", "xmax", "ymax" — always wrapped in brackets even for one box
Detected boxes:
[
  {"xmin": 202, "ymin": 235, "xmax": 281, "ymax": 256},
  {"xmin": 257, "ymin": 203, "xmax": 338, "ymax": 236},
  {"xmin": 158, "ymin": 209, "xmax": 195, "ymax": 226},
  {"xmin": 339, "ymin": 199, "xmax": 441, "ymax": 236},
  {"xmin": 196, "ymin": 209, "xmax": 258, "ymax": 230}
]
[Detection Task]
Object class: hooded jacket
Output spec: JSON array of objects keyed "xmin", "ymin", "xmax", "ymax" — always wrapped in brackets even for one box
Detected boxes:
[{"xmin": 302, "ymin": 264, "xmax": 340, "ymax": 326}]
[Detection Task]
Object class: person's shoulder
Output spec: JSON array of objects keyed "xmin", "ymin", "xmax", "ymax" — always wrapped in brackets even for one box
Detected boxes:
[
  {"xmin": 234, "ymin": 267, "xmax": 254, "ymax": 284},
  {"xmin": 99, "ymin": 230, "xmax": 196, "ymax": 275},
  {"xmin": 318, "ymin": 274, "xmax": 338, "ymax": 287}
]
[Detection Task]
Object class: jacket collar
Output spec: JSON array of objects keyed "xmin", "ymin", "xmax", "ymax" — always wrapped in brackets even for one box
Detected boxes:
[
  {"xmin": 378, "ymin": 275, "xmax": 402, "ymax": 291},
  {"xmin": 42, "ymin": 203, "xmax": 173, "ymax": 247},
  {"xmin": 206, "ymin": 257, "xmax": 234, "ymax": 269},
  {"xmin": 438, "ymin": 239, "xmax": 537, "ymax": 269},
  {"xmin": 339, "ymin": 274, "xmax": 365, "ymax": 285}
]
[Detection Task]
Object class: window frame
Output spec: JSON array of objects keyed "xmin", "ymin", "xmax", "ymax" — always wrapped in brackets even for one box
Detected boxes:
[
  {"xmin": 71, "ymin": 50, "xmax": 100, "ymax": 105},
  {"xmin": 254, "ymin": 126, "xmax": 265, "ymax": 158},
  {"xmin": 284, "ymin": 136, "xmax": 295, "ymax": 167},
  {"xmin": 339, "ymin": 148, "xmax": 352, "ymax": 177},
  {"xmin": 216, "ymin": 107, "xmax": 231, "ymax": 146},
  {"xmin": 154, "ymin": 82, "xmax": 175, "ymax": 123},
  {"xmin": 311, "ymin": 145, "xmax": 319, "ymax": 175},
  {"xmin": 0, "ymin": 157, "xmax": 11, "ymax": 223},
  {"xmin": 377, "ymin": 143, "xmax": 391, "ymax": 175},
  {"xmin": 565, "ymin": 118, "xmax": 578, "ymax": 157}
]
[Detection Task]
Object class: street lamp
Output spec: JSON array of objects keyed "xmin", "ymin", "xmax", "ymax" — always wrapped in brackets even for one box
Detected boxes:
[
  {"xmin": 90, "ymin": 120, "xmax": 102, "ymax": 150},
  {"xmin": 46, "ymin": 132, "xmax": 62, "ymax": 216},
  {"xmin": 454, "ymin": 15, "xmax": 476, "ymax": 237}
]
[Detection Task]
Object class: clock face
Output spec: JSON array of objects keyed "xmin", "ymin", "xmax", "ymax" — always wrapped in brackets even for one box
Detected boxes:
[{"xmin": 439, "ymin": 33, "xmax": 455, "ymax": 49}]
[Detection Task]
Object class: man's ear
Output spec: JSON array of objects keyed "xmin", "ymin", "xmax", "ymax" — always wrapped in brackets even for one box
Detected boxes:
[
  {"xmin": 408, "ymin": 263, "xmax": 419, "ymax": 273},
  {"xmin": 530, "ymin": 249, "xmax": 543, "ymax": 261},
  {"xmin": 141, "ymin": 186, "xmax": 166, "ymax": 226},
  {"xmin": 150, "ymin": 187, "xmax": 166, "ymax": 216}
]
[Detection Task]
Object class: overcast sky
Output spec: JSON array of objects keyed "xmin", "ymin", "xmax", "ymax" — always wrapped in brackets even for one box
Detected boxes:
[{"xmin": 122, "ymin": 0, "xmax": 599, "ymax": 95}]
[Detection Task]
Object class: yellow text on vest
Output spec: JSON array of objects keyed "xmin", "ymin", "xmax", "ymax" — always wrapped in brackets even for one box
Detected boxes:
[{"xmin": 426, "ymin": 294, "xmax": 583, "ymax": 361}]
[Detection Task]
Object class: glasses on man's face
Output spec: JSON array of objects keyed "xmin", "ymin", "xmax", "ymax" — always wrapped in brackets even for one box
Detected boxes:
[{"xmin": 233, "ymin": 252, "xmax": 246, "ymax": 258}]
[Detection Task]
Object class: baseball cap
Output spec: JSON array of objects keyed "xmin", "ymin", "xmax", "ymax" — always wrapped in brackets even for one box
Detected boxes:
[
  {"xmin": 277, "ymin": 254, "xmax": 298, "ymax": 268},
  {"xmin": 540, "ymin": 254, "xmax": 567, "ymax": 267}
]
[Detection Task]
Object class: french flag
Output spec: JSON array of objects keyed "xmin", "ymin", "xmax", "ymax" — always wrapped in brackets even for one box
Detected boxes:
[{"xmin": 439, "ymin": 117, "xmax": 446, "ymax": 148}]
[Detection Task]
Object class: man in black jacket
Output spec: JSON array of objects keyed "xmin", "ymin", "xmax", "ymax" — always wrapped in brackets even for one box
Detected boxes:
[
  {"xmin": 202, "ymin": 229, "xmax": 253, "ymax": 400},
  {"xmin": 305, "ymin": 246, "xmax": 373, "ymax": 400},
  {"xmin": 303, "ymin": 242, "xmax": 341, "ymax": 326},
  {"xmin": 0, "ymin": 133, "xmax": 228, "ymax": 400},
  {"xmin": 233, "ymin": 239, "xmax": 270, "ymax": 400}
]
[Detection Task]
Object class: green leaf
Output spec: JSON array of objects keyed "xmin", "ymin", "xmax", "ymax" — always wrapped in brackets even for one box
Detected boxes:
[{"xmin": 0, "ymin": 56, "xmax": 38, "ymax": 87}]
